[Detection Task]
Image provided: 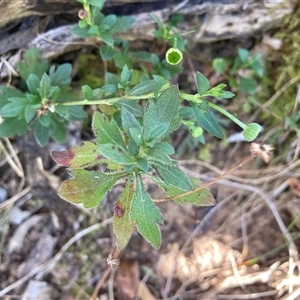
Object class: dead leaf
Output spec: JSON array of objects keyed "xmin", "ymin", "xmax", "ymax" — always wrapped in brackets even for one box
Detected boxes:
[{"xmin": 289, "ymin": 177, "xmax": 300, "ymax": 197}]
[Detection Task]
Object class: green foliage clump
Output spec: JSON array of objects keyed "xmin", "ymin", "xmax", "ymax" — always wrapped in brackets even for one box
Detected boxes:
[{"xmin": 0, "ymin": 0, "xmax": 262, "ymax": 250}]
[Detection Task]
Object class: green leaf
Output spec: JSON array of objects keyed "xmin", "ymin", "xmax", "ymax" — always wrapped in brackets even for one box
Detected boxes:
[
  {"xmin": 115, "ymin": 100, "xmax": 144, "ymax": 117},
  {"xmin": 212, "ymin": 58, "xmax": 227, "ymax": 73},
  {"xmin": 55, "ymin": 105, "xmax": 69, "ymax": 118},
  {"xmin": 111, "ymin": 16, "xmax": 135, "ymax": 33},
  {"xmin": 137, "ymin": 157, "xmax": 149, "ymax": 172},
  {"xmin": 49, "ymin": 64, "xmax": 72, "ymax": 86},
  {"xmin": 145, "ymin": 122, "xmax": 169, "ymax": 143},
  {"xmin": 87, "ymin": 0, "xmax": 105, "ymax": 8},
  {"xmin": 59, "ymin": 169, "xmax": 126, "ymax": 208},
  {"xmin": 68, "ymin": 106, "xmax": 87, "ymax": 121},
  {"xmin": 121, "ymin": 107, "xmax": 142, "ymax": 136},
  {"xmin": 129, "ymin": 80, "xmax": 156, "ymax": 96},
  {"xmin": 17, "ymin": 48, "xmax": 49, "ymax": 81},
  {"xmin": 0, "ymin": 101, "xmax": 26, "ymax": 117},
  {"xmin": 196, "ymin": 71, "xmax": 210, "ymax": 96},
  {"xmin": 0, "ymin": 86, "xmax": 25, "ymax": 109},
  {"xmin": 98, "ymin": 143, "xmax": 135, "ymax": 165},
  {"xmin": 129, "ymin": 128, "xmax": 143, "ymax": 146},
  {"xmin": 24, "ymin": 105, "xmax": 37, "ymax": 123},
  {"xmin": 39, "ymin": 113, "xmax": 51, "ymax": 127},
  {"xmin": 238, "ymin": 48, "xmax": 249, "ymax": 63},
  {"xmin": 239, "ymin": 77, "xmax": 257, "ymax": 95},
  {"xmin": 27, "ymin": 74, "xmax": 40, "ymax": 95},
  {"xmin": 153, "ymin": 75, "xmax": 168, "ymax": 98},
  {"xmin": 156, "ymin": 85, "xmax": 180, "ymax": 123},
  {"xmin": 0, "ymin": 118, "xmax": 28, "ymax": 137},
  {"xmin": 102, "ymin": 84, "xmax": 117, "ymax": 94},
  {"xmin": 150, "ymin": 13, "xmax": 164, "ymax": 29},
  {"xmin": 100, "ymin": 31, "xmax": 114, "ymax": 47},
  {"xmin": 50, "ymin": 121, "xmax": 67, "ymax": 143},
  {"xmin": 82, "ymin": 85, "xmax": 93, "ymax": 100},
  {"xmin": 120, "ymin": 64, "xmax": 131, "ymax": 85},
  {"xmin": 38, "ymin": 73, "xmax": 51, "ymax": 98},
  {"xmin": 113, "ymin": 182, "xmax": 135, "ymax": 250},
  {"xmin": 102, "ymin": 14, "xmax": 117, "ymax": 27},
  {"xmin": 148, "ymin": 175, "xmax": 216, "ymax": 206},
  {"xmin": 130, "ymin": 174, "xmax": 163, "ymax": 249},
  {"xmin": 243, "ymin": 123, "xmax": 261, "ymax": 141},
  {"xmin": 92, "ymin": 112, "xmax": 127, "ymax": 150},
  {"xmin": 193, "ymin": 104, "xmax": 224, "ymax": 139},
  {"xmin": 145, "ymin": 142, "xmax": 174, "ymax": 165},
  {"xmin": 100, "ymin": 45, "xmax": 115, "ymax": 61},
  {"xmin": 179, "ymin": 106, "xmax": 194, "ymax": 119},
  {"xmin": 153, "ymin": 162, "xmax": 192, "ymax": 191},
  {"xmin": 51, "ymin": 141, "xmax": 104, "ymax": 169},
  {"xmin": 34, "ymin": 120, "xmax": 50, "ymax": 146},
  {"xmin": 70, "ymin": 25, "xmax": 92, "ymax": 38}
]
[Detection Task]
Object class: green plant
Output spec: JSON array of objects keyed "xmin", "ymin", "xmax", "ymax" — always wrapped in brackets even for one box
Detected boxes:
[
  {"xmin": 0, "ymin": 0, "xmax": 262, "ymax": 252},
  {"xmin": 0, "ymin": 48, "xmax": 86, "ymax": 146},
  {"xmin": 212, "ymin": 48, "xmax": 264, "ymax": 112}
]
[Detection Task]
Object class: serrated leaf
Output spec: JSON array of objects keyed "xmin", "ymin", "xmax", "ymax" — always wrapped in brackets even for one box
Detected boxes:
[
  {"xmin": 59, "ymin": 169, "xmax": 126, "ymax": 208},
  {"xmin": 130, "ymin": 174, "xmax": 163, "ymax": 249},
  {"xmin": 243, "ymin": 123, "xmax": 261, "ymax": 141},
  {"xmin": 193, "ymin": 105, "xmax": 224, "ymax": 139},
  {"xmin": 153, "ymin": 162, "xmax": 192, "ymax": 191},
  {"xmin": 115, "ymin": 100, "xmax": 144, "ymax": 117},
  {"xmin": 98, "ymin": 143, "xmax": 135, "ymax": 165},
  {"xmin": 51, "ymin": 141, "xmax": 104, "ymax": 169},
  {"xmin": 100, "ymin": 45, "xmax": 115, "ymax": 61},
  {"xmin": 148, "ymin": 175, "xmax": 216, "ymax": 206},
  {"xmin": 49, "ymin": 63, "xmax": 72, "ymax": 86},
  {"xmin": 113, "ymin": 182, "xmax": 135, "ymax": 250},
  {"xmin": 196, "ymin": 71, "xmax": 210, "ymax": 96},
  {"xmin": 129, "ymin": 80, "xmax": 156, "ymax": 96},
  {"xmin": 92, "ymin": 112, "xmax": 127, "ymax": 150}
]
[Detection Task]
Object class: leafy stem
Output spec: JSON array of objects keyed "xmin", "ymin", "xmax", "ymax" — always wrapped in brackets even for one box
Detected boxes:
[{"xmin": 208, "ymin": 101, "xmax": 246, "ymax": 130}]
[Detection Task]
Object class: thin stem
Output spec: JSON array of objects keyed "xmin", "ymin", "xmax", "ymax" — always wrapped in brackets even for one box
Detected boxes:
[
  {"xmin": 59, "ymin": 94, "xmax": 154, "ymax": 106},
  {"xmin": 209, "ymin": 102, "xmax": 246, "ymax": 130}
]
